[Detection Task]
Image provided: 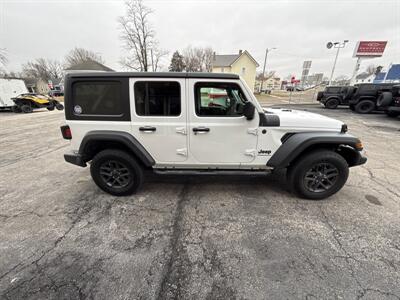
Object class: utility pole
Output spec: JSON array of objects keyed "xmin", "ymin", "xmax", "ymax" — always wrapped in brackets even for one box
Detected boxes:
[
  {"xmin": 327, "ymin": 40, "xmax": 348, "ymax": 86},
  {"xmin": 260, "ymin": 47, "xmax": 276, "ymax": 92}
]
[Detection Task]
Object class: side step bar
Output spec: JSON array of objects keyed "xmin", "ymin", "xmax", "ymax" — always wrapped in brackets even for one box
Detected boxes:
[{"xmin": 153, "ymin": 169, "xmax": 271, "ymax": 176}]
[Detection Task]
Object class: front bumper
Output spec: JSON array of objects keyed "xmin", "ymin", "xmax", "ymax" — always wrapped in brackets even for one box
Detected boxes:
[
  {"xmin": 353, "ymin": 150, "xmax": 367, "ymax": 166},
  {"xmin": 64, "ymin": 152, "xmax": 86, "ymax": 167}
]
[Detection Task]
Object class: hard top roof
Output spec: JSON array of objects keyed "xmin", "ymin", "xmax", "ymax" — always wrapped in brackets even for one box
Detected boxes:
[{"xmin": 65, "ymin": 72, "xmax": 240, "ymax": 80}]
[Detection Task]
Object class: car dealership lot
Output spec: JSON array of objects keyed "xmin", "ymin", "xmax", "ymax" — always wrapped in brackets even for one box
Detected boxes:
[{"xmin": 0, "ymin": 107, "xmax": 399, "ymax": 299}]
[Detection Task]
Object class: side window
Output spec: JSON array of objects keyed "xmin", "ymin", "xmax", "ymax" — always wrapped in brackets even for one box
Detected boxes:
[
  {"xmin": 72, "ymin": 81, "xmax": 123, "ymax": 116},
  {"xmin": 134, "ymin": 81, "xmax": 181, "ymax": 116},
  {"xmin": 194, "ymin": 82, "xmax": 248, "ymax": 117}
]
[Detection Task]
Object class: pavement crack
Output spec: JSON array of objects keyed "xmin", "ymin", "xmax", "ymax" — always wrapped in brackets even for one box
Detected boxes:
[
  {"xmin": 319, "ymin": 209, "xmax": 364, "ymax": 291},
  {"xmin": 361, "ymin": 165, "xmax": 400, "ymax": 200},
  {"xmin": 157, "ymin": 184, "xmax": 190, "ymax": 300}
]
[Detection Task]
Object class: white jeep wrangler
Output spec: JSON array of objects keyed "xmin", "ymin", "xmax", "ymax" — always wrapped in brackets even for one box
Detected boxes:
[{"xmin": 61, "ymin": 72, "xmax": 366, "ymax": 200}]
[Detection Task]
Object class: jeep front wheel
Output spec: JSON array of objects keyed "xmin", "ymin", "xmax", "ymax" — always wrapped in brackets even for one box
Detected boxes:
[
  {"xmin": 90, "ymin": 149, "xmax": 143, "ymax": 196},
  {"xmin": 287, "ymin": 150, "xmax": 349, "ymax": 200}
]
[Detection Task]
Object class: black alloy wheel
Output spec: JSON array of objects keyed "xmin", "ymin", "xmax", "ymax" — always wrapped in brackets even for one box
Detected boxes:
[
  {"xmin": 303, "ymin": 162, "xmax": 339, "ymax": 193},
  {"xmin": 90, "ymin": 149, "xmax": 144, "ymax": 196},
  {"xmin": 99, "ymin": 160, "xmax": 132, "ymax": 189}
]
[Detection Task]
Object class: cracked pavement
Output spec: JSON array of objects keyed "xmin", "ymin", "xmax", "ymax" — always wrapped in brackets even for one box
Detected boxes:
[{"xmin": 0, "ymin": 106, "xmax": 399, "ymax": 299}]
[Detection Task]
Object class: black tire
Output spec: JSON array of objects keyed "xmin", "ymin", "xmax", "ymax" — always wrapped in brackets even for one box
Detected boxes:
[
  {"xmin": 90, "ymin": 149, "xmax": 143, "ymax": 196},
  {"xmin": 316, "ymin": 91, "xmax": 324, "ymax": 101},
  {"xmin": 349, "ymin": 104, "xmax": 355, "ymax": 111},
  {"xmin": 287, "ymin": 150, "xmax": 349, "ymax": 200},
  {"xmin": 376, "ymin": 92, "xmax": 393, "ymax": 107},
  {"xmin": 21, "ymin": 104, "xmax": 33, "ymax": 113},
  {"xmin": 11, "ymin": 105, "xmax": 22, "ymax": 113},
  {"xmin": 355, "ymin": 100, "xmax": 375, "ymax": 114},
  {"xmin": 47, "ymin": 104, "xmax": 55, "ymax": 111},
  {"xmin": 55, "ymin": 102, "xmax": 64, "ymax": 110},
  {"xmin": 386, "ymin": 111, "xmax": 400, "ymax": 118},
  {"xmin": 325, "ymin": 98, "xmax": 339, "ymax": 109}
]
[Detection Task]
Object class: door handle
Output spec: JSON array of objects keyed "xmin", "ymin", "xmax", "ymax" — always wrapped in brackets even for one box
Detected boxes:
[
  {"xmin": 139, "ymin": 126, "xmax": 156, "ymax": 132},
  {"xmin": 193, "ymin": 127, "xmax": 210, "ymax": 134}
]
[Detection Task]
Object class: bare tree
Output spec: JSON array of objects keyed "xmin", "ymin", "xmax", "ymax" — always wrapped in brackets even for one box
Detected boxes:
[
  {"xmin": 65, "ymin": 47, "xmax": 104, "ymax": 67},
  {"xmin": 256, "ymin": 71, "xmax": 276, "ymax": 81},
  {"xmin": 203, "ymin": 47, "xmax": 214, "ymax": 72},
  {"xmin": 366, "ymin": 64, "xmax": 377, "ymax": 75},
  {"xmin": 182, "ymin": 46, "xmax": 214, "ymax": 72},
  {"xmin": 334, "ymin": 75, "xmax": 350, "ymax": 86},
  {"xmin": 118, "ymin": 0, "xmax": 167, "ymax": 71},
  {"xmin": 183, "ymin": 46, "xmax": 202, "ymax": 72},
  {"xmin": 22, "ymin": 58, "xmax": 63, "ymax": 81},
  {"xmin": 0, "ymin": 48, "xmax": 8, "ymax": 70},
  {"xmin": 150, "ymin": 46, "xmax": 168, "ymax": 71}
]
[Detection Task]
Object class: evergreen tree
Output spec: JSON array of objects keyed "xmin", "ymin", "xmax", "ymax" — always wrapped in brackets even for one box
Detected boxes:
[{"xmin": 169, "ymin": 51, "xmax": 185, "ymax": 72}]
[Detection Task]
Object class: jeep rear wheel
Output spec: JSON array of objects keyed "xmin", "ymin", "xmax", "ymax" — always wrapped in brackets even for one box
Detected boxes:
[
  {"xmin": 287, "ymin": 150, "xmax": 349, "ymax": 200},
  {"xmin": 325, "ymin": 98, "xmax": 339, "ymax": 109},
  {"xmin": 90, "ymin": 149, "xmax": 143, "ymax": 196},
  {"xmin": 355, "ymin": 100, "xmax": 375, "ymax": 114}
]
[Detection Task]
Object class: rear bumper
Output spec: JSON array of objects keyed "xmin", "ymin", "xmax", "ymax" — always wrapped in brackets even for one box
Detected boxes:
[{"xmin": 64, "ymin": 152, "xmax": 86, "ymax": 167}]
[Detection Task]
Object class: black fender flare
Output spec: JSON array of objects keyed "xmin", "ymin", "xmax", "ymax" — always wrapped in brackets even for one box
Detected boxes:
[
  {"xmin": 267, "ymin": 132, "xmax": 361, "ymax": 169},
  {"xmin": 326, "ymin": 96, "xmax": 341, "ymax": 102},
  {"xmin": 79, "ymin": 130, "xmax": 155, "ymax": 167}
]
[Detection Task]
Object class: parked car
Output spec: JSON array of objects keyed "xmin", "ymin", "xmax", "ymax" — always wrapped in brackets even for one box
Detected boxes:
[
  {"xmin": 61, "ymin": 72, "xmax": 366, "ymax": 200},
  {"xmin": 48, "ymin": 85, "xmax": 64, "ymax": 97},
  {"xmin": 287, "ymin": 86, "xmax": 304, "ymax": 92},
  {"xmin": 316, "ymin": 86, "xmax": 356, "ymax": 109},
  {"xmin": 376, "ymin": 85, "xmax": 400, "ymax": 117},
  {"xmin": 349, "ymin": 83, "xmax": 395, "ymax": 114}
]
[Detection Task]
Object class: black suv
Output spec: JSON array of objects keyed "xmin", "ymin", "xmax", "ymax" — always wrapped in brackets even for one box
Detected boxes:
[
  {"xmin": 317, "ymin": 86, "xmax": 356, "ymax": 109},
  {"xmin": 376, "ymin": 85, "xmax": 400, "ymax": 117},
  {"xmin": 349, "ymin": 83, "xmax": 395, "ymax": 114}
]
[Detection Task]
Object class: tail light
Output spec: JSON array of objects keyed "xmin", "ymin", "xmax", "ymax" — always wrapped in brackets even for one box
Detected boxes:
[{"xmin": 60, "ymin": 125, "xmax": 72, "ymax": 140}]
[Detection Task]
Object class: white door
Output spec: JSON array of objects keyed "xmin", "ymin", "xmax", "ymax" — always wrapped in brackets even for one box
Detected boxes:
[
  {"xmin": 130, "ymin": 78, "xmax": 187, "ymax": 163},
  {"xmin": 188, "ymin": 79, "xmax": 259, "ymax": 165}
]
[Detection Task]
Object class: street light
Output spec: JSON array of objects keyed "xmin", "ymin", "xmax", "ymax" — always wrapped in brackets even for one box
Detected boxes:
[
  {"xmin": 327, "ymin": 40, "xmax": 348, "ymax": 86},
  {"xmin": 260, "ymin": 47, "xmax": 276, "ymax": 92}
]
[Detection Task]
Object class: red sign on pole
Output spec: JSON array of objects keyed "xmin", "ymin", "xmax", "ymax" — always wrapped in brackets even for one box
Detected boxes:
[{"xmin": 353, "ymin": 41, "xmax": 387, "ymax": 57}]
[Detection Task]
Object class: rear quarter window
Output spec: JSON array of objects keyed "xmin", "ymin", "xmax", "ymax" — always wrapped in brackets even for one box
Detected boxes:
[
  {"xmin": 326, "ymin": 87, "xmax": 341, "ymax": 93},
  {"xmin": 66, "ymin": 78, "xmax": 130, "ymax": 121}
]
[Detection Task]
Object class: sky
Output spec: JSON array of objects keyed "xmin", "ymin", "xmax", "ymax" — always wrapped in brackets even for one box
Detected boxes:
[{"xmin": 0, "ymin": 0, "xmax": 399, "ymax": 79}]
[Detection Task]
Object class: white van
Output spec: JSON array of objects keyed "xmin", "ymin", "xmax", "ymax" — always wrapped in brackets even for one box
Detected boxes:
[{"xmin": 0, "ymin": 78, "xmax": 28, "ymax": 109}]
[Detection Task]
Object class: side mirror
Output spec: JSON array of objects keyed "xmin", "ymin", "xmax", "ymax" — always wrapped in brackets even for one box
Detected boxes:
[{"xmin": 243, "ymin": 102, "xmax": 255, "ymax": 120}]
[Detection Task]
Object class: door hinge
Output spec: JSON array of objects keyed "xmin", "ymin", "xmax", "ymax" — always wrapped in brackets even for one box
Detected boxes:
[
  {"xmin": 247, "ymin": 128, "xmax": 258, "ymax": 135},
  {"xmin": 176, "ymin": 127, "xmax": 187, "ymax": 135},
  {"xmin": 176, "ymin": 148, "xmax": 187, "ymax": 156},
  {"xmin": 245, "ymin": 149, "xmax": 257, "ymax": 157}
]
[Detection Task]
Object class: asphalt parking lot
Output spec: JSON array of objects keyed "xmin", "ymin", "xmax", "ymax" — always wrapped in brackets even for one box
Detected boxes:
[{"xmin": 1, "ymin": 105, "xmax": 399, "ymax": 300}]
